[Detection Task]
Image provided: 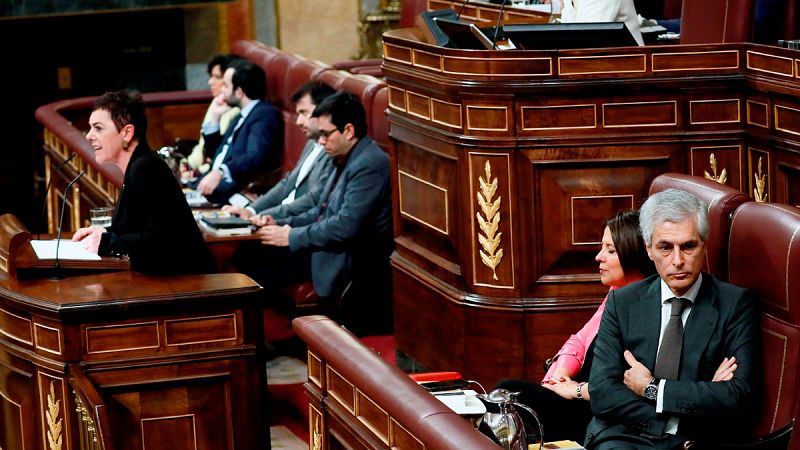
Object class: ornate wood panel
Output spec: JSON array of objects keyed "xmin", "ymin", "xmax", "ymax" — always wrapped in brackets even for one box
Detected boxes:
[
  {"xmin": 0, "ymin": 272, "xmax": 267, "ymax": 450},
  {"xmin": 383, "ymin": 31, "xmax": 800, "ymax": 385}
]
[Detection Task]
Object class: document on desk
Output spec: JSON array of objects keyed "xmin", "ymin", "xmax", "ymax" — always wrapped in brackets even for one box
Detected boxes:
[{"xmin": 31, "ymin": 240, "xmax": 101, "ymax": 260}]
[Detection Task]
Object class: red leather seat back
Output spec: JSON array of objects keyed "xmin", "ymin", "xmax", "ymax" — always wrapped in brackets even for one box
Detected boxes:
[
  {"xmin": 314, "ymin": 68, "xmax": 349, "ymax": 90},
  {"xmin": 400, "ymin": 0, "xmax": 429, "ymax": 28},
  {"xmin": 282, "ymin": 57, "xmax": 330, "ymax": 110},
  {"xmin": 267, "ymin": 53, "xmax": 301, "ymax": 109},
  {"xmin": 371, "ymin": 86, "xmax": 389, "ymax": 150},
  {"xmin": 649, "ymin": 173, "xmax": 749, "ymax": 281},
  {"xmin": 281, "ymin": 111, "xmax": 306, "ymax": 174},
  {"xmin": 680, "ymin": 0, "xmax": 757, "ymax": 44},
  {"xmin": 338, "ymin": 74, "xmax": 386, "ymax": 146},
  {"xmin": 728, "ymin": 203, "xmax": 800, "ymax": 438}
]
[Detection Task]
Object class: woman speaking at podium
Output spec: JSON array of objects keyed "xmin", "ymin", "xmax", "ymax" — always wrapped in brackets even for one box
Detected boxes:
[{"xmin": 72, "ymin": 90, "xmax": 214, "ymax": 275}]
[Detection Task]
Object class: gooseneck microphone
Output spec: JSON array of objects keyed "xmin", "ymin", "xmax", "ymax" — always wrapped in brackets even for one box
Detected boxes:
[
  {"xmin": 492, "ymin": 0, "xmax": 510, "ymax": 50},
  {"xmin": 456, "ymin": 0, "xmax": 471, "ymax": 20},
  {"xmin": 52, "ymin": 169, "xmax": 86, "ymax": 279},
  {"xmin": 39, "ymin": 153, "xmax": 77, "ymax": 237}
]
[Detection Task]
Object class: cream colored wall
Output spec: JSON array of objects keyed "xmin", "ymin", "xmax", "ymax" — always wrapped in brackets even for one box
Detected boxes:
[{"xmin": 276, "ymin": 0, "xmax": 361, "ymax": 63}]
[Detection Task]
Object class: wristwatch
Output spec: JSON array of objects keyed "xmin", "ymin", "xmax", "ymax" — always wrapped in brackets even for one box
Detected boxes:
[{"xmin": 643, "ymin": 378, "xmax": 660, "ymax": 401}]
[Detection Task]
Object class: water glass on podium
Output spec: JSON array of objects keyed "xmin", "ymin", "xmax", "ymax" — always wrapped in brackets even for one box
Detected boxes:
[
  {"xmin": 549, "ymin": 0, "xmax": 563, "ymax": 22},
  {"xmin": 90, "ymin": 207, "xmax": 113, "ymax": 228}
]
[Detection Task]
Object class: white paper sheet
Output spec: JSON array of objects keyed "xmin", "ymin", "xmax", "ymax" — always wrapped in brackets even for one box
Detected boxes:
[{"xmin": 31, "ymin": 240, "xmax": 102, "ymax": 261}]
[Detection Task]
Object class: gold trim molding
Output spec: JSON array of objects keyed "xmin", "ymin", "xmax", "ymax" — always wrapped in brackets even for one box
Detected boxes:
[{"xmin": 476, "ymin": 161, "xmax": 503, "ymax": 281}]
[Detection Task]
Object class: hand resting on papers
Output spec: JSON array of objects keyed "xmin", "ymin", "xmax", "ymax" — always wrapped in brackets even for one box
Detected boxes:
[{"xmin": 72, "ymin": 226, "xmax": 106, "ymax": 253}]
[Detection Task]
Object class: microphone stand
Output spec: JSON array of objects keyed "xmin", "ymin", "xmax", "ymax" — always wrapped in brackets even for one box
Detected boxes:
[
  {"xmin": 456, "ymin": 0, "xmax": 470, "ymax": 20},
  {"xmin": 492, "ymin": 0, "xmax": 510, "ymax": 49},
  {"xmin": 51, "ymin": 169, "xmax": 86, "ymax": 280},
  {"xmin": 39, "ymin": 153, "xmax": 77, "ymax": 238}
]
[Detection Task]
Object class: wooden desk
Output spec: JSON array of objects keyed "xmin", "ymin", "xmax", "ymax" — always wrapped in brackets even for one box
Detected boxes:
[{"xmin": 0, "ymin": 270, "xmax": 268, "ymax": 450}]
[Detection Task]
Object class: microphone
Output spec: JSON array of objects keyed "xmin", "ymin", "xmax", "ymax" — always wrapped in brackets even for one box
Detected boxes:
[
  {"xmin": 52, "ymin": 169, "xmax": 86, "ymax": 279},
  {"xmin": 39, "ymin": 153, "xmax": 77, "ymax": 237},
  {"xmin": 456, "ymin": 0, "xmax": 470, "ymax": 20},
  {"xmin": 492, "ymin": 0, "xmax": 510, "ymax": 50}
]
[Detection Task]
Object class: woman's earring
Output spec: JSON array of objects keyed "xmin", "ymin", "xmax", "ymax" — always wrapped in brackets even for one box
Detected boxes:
[{"xmin": 122, "ymin": 139, "xmax": 129, "ymax": 149}]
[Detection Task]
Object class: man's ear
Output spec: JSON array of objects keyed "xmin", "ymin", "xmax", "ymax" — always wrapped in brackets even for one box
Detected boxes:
[
  {"xmin": 343, "ymin": 123, "xmax": 355, "ymax": 140},
  {"xmin": 646, "ymin": 245, "xmax": 654, "ymax": 260}
]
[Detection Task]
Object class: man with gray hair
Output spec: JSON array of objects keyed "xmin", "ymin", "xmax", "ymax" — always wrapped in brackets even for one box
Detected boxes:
[{"xmin": 585, "ymin": 188, "xmax": 759, "ymax": 449}]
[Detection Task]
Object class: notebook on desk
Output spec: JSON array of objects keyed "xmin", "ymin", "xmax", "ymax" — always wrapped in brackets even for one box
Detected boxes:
[{"xmin": 200, "ymin": 216, "xmax": 252, "ymax": 229}]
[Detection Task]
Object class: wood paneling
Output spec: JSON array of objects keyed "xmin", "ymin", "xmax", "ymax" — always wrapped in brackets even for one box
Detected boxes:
[
  {"xmin": 689, "ymin": 145, "xmax": 743, "ymax": 191},
  {"xmin": 747, "ymin": 50, "xmax": 794, "ymax": 77},
  {"xmin": 689, "ymin": 99, "xmax": 741, "ymax": 124},
  {"xmin": 327, "ymin": 366, "xmax": 355, "ymax": 414},
  {"xmin": 651, "ymin": 50, "xmax": 740, "ymax": 72},
  {"xmin": 558, "ymin": 53, "xmax": 646, "ymax": 76},
  {"xmin": 602, "ymin": 101, "xmax": 677, "ymax": 128},
  {"xmin": 399, "ymin": 171, "xmax": 449, "ymax": 235},
  {"xmin": 0, "ymin": 307, "xmax": 32, "ymax": 346},
  {"xmin": 356, "ymin": 391, "xmax": 389, "ymax": 444},
  {"xmin": 0, "ymin": 271, "xmax": 266, "ymax": 450},
  {"xmin": 531, "ymin": 150, "xmax": 673, "ymax": 282},
  {"xmin": 164, "ymin": 314, "xmax": 239, "ymax": 346},
  {"xmin": 85, "ymin": 322, "xmax": 161, "ymax": 355},
  {"xmin": 520, "ymin": 104, "xmax": 596, "ymax": 131}
]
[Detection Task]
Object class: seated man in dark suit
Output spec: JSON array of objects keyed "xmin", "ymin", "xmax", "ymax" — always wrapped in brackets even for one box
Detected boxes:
[
  {"xmin": 244, "ymin": 92, "xmax": 394, "ymax": 335},
  {"xmin": 586, "ymin": 188, "xmax": 759, "ymax": 449},
  {"xmin": 222, "ymin": 80, "xmax": 336, "ymax": 222},
  {"xmin": 194, "ymin": 60, "xmax": 282, "ymax": 204}
]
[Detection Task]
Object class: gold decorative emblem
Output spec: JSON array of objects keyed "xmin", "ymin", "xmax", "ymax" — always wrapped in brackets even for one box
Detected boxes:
[
  {"xmin": 703, "ymin": 153, "xmax": 728, "ymax": 185},
  {"xmin": 312, "ymin": 415, "xmax": 322, "ymax": 450},
  {"xmin": 476, "ymin": 161, "xmax": 504, "ymax": 281},
  {"xmin": 754, "ymin": 157, "xmax": 768, "ymax": 203},
  {"xmin": 46, "ymin": 381, "xmax": 63, "ymax": 450}
]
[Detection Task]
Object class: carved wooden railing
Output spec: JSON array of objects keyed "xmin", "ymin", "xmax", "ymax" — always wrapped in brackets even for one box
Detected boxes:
[{"xmin": 293, "ymin": 315, "xmax": 500, "ymax": 450}]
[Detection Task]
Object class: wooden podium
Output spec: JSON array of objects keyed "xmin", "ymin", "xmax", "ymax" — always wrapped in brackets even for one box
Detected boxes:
[
  {"xmin": 0, "ymin": 215, "xmax": 269, "ymax": 450},
  {"xmin": 383, "ymin": 25, "xmax": 800, "ymax": 386}
]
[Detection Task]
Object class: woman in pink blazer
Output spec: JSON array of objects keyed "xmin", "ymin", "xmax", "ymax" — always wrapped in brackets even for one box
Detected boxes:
[{"xmin": 497, "ymin": 209, "xmax": 655, "ymax": 442}]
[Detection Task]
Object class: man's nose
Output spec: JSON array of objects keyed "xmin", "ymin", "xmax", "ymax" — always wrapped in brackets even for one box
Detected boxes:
[{"xmin": 671, "ymin": 247, "xmax": 684, "ymax": 266}]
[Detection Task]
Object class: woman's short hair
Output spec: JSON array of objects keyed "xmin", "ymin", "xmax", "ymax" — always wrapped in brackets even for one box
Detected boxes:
[
  {"xmin": 639, "ymin": 188, "xmax": 709, "ymax": 247},
  {"xmin": 607, "ymin": 209, "xmax": 656, "ymax": 278},
  {"xmin": 93, "ymin": 90, "xmax": 148, "ymax": 142}
]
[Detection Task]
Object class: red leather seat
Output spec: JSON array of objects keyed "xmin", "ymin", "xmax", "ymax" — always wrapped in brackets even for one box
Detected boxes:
[
  {"xmin": 728, "ymin": 202, "xmax": 800, "ymax": 445},
  {"xmin": 649, "ymin": 173, "xmax": 749, "ymax": 281}
]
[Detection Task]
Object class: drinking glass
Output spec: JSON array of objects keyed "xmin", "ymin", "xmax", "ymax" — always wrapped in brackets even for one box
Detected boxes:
[
  {"xmin": 549, "ymin": 0, "xmax": 563, "ymax": 22},
  {"xmin": 90, "ymin": 207, "xmax": 113, "ymax": 228}
]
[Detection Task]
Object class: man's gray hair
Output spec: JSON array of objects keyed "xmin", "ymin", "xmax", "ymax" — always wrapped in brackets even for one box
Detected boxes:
[{"xmin": 639, "ymin": 188, "xmax": 709, "ymax": 246}]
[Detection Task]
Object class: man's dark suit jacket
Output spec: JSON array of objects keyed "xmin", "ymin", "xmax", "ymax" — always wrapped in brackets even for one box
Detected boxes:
[
  {"xmin": 248, "ymin": 139, "xmax": 333, "ymax": 220},
  {"xmin": 586, "ymin": 273, "xmax": 759, "ymax": 447},
  {"xmin": 99, "ymin": 142, "xmax": 215, "ymax": 275},
  {"xmin": 279, "ymin": 136, "xmax": 393, "ymax": 334},
  {"xmin": 201, "ymin": 100, "xmax": 282, "ymax": 204}
]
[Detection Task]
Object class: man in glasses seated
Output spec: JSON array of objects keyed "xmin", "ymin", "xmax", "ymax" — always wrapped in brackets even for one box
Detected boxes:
[{"xmin": 240, "ymin": 91, "xmax": 393, "ymax": 336}]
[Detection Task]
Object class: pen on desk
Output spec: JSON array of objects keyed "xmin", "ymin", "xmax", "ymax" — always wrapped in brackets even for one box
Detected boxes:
[{"xmin": 433, "ymin": 391, "xmax": 465, "ymax": 396}]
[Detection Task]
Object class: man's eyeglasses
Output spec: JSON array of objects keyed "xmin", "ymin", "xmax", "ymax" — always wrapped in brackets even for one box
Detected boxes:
[{"xmin": 318, "ymin": 128, "xmax": 340, "ymax": 139}]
